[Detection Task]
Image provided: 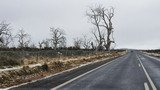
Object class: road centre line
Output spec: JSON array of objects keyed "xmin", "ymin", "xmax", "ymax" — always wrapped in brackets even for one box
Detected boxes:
[
  {"xmin": 144, "ymin": 82, "xmax": 149, "ymax": 90},
  {"xmin": 138, "ymin": 63, "xmax": 141, "ymax": 67},
  {"xmin": 137, "ymin": 55, "xmax": 157, "ymax": 90}
]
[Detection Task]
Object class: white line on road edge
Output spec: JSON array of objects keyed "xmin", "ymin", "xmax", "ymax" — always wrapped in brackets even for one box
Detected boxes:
[
  {"xmin": 137, "ymin": 55, "xmax": 157, "ymax": 90},
  {"xmin": 144, "ymin": 82, "xmax": 150, "ymax": 90},
  {"xmin": 52, "ymin": 58, "xmax": 118, "ymax": 90}
]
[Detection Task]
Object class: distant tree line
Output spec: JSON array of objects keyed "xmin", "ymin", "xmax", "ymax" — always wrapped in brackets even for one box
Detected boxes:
[
  {"xmin": 0, "ymin": 21, "xmax": 92, "ymax": 50},
  {"xmin": 143, "ymin": 49, "xmax": 160, "ymax": 53}
]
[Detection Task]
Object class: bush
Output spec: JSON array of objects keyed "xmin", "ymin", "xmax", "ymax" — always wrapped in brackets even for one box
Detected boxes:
[
  {"xmin": 21, "ymin": 66, "xmax": 30, "ymax": 75},
  {"xmin": 0, "ymin": 56, "xmax": 21, "ymax": 66},
  {"xmin": 51, "ymin": 61, "xmax": 64, "ymax": 68},
  {"xmin": 41, "ymin": 63, "xmax": 48, "ymax": 71},
  {"xmin": 0, "ymin": 75, "xmax": 9, "ymax": 84}
]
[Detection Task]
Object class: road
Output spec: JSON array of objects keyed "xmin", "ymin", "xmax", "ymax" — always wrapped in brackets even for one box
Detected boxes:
[{"xmin": 10, "ymin": 51, "xmax": 160, "ymax": 90}]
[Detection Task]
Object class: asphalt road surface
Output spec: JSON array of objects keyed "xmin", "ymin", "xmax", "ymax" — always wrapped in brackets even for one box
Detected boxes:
[{"xmin": 10, "ymin": 51, "xmax": 160, "ymax": 90}]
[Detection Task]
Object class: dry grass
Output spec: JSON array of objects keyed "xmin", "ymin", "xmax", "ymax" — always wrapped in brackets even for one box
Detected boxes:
[{"xmin": 144, "ymin": 52, "xmax": 160, "ymax": 57}]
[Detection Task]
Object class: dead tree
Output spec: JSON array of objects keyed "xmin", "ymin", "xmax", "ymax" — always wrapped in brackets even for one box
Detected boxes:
[
  {"xmin": 30, "ymin": 43, "xmax": 37, "ymax": 48},
  {"xmin": 1, "ymin": 33, "xmax": 13, "ymax": 48},
  {"xmin": 87, "ymin": 5, "xmax": 115, "ymax": 51},
  {"xmin": 59, "ymin": 37, "xmax": 66, "ymax": 48},
  {"xmin": 50, "ymin": 27, "xmax": 66, "ymax": 50},
  {"xmin": 82, "ymin": 35, "xmax": 91, "ymax": 49},
  {"xmin": 96, "ymin": 6, "xmax": 115, "ymax": 51},
  {"xmin": 86, "ymin": 7, "xmax": 104, "ymax": 51},
  {"xmin": 73, "ymin": 37, "xmax": 82, "ymax": 49},
  {"xmin": 0, "ymin": 21, "xmax": 13, "ymax": 48},
  {"xmin": 42, "ymin": 39, "xmax": 50, "ymax": 48},
  {"xmin": 91, "ymin": 42, "xmax": 96, "ymax": 50},
  {"xmin": 38, "ymin": 41, "xmax": 43, "ymax": 49},
  {"xmin": 16, "ymin": 29, "xmax": 31, "ymax": 48}
]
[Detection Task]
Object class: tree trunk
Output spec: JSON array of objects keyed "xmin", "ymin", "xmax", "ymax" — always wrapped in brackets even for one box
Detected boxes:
[{"xmin": 105, "ymin": 30, "xmax": 112, "ymax": 51}]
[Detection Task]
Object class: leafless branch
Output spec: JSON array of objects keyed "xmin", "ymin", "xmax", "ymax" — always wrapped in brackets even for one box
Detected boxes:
[{"xmin": 50, "ymin": 27, "xmax": 66, "ymax": 49}]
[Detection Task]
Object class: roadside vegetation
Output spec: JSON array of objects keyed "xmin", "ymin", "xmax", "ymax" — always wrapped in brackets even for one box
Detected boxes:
[
  {"xmin": 0, "ymin": 49, "xmax": 126, "ymax": 88},
  {"xmin": 143, "ymin": 49, "xmax": 160, "ymax": 57}
]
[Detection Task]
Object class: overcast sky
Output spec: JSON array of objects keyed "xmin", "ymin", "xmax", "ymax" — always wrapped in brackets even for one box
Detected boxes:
[{"xmin": 0, "ymin": 0, "xmax": 160, "ymax": 49}]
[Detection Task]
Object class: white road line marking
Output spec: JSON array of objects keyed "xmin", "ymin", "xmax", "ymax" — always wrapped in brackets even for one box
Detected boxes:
[
  {"xmin": 144, "ymin": 82, "xmax": 150, "ymax": 90},
  {"xmin": 137, "ymin": 55, "xmax": 157, "ymax": 90},
  {"xmin": 52, "ymin": 58, "xmax": 119, "ymax": 90},
  {"xmin": 138, "ymin": 63, "xmax": 141, "ymax": 67}
]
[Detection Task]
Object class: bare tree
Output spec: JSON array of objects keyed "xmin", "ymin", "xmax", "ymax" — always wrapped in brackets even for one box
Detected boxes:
[
  {"xmin": 42, "ymin": 39, "xmax": 50, "ymax": 48},
  {"xmin": 73, "ymin": 37, "xmax": 82, "ymax": 49},
  {"xmin": 30, "ymin": 43, "xmax": 37, "ymax": 48},
  {"xmin": 50, "ymin": 27, "xmax": 66, "ymax": 49},
  {"xmin": 16, "ymin": 29, "xmax": 31, "ymax": 48},
  {"xmin": 38, "ymin": 41, "xmax": 43, "ymax": 49},
  {"xmin": 1, "ymin": 33, "xmax": 13, "ymax": 48},
  {"xmin": 86, "ymin": 7, "xmax": 104, "ymax": 51},
  {"xmin": 82, "ymin": 35, "xmax": 91, "ymax": 49},
  {"xmin": 87, "ymin": 5, "xmax": 115, "ymax": 51},
  {"xmin": 91, "ymin": 42, "xmax": 96, "ymax": 50},
  {"xmin": 59, "ymin": 37, "xmax": 66, "ymax": 48},
  {"xmin": 96, "ymin": 6, "xmax": 115, "ymax": 51},
  {"xmin": 0, "ymin": 21, "xmax": 13, "ymax": 48}
]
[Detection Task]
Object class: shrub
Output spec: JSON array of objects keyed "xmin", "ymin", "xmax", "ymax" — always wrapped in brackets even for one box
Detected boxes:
[
  {"xmin": 0, "ymin": 75, "xmax": 9, "ymax": 84},
  {"xmin": 41, "ymin": 63, "xmax": 48, "ymax": 71},
  {"xmin": 20, "ymin": 66, "xmax": 30, "ymax": 75},
  {"xmin": 0, "ymin": 56, "xmax": 21, "ymax": 66},
  {"xmin": 51, "ymin": 61, "xmax": 64, "ymax": 68}
]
